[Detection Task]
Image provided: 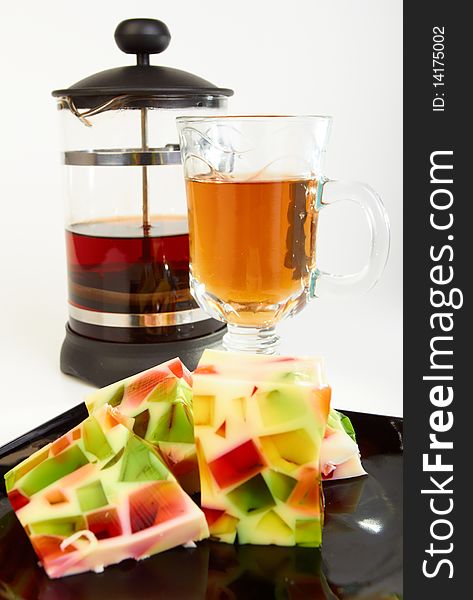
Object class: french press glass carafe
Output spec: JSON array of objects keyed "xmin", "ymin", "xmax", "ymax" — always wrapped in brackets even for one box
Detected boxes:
[{"xmin": 52, "ymin": 19, "xmax": 233, "ymax": 386}]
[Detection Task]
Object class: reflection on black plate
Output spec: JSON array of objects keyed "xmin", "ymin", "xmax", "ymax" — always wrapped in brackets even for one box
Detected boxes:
[{"xmin": 0, "ymin": 407, "xmax": 402, "ymax": 599}]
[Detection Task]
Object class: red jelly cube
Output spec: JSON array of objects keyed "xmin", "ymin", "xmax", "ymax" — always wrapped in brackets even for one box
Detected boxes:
[
  {"xmin": 154, "ymin": 484, "xmax": 188, "ymax": 526},
  {"xmin": 209, "ymin": 440, "xmax": 266, "ymax": 489},
  {"xmin": 122, "ymin": 359, "xmax": 191, "ymax": 408},
  {"xmin": 86, "ymin": 508, "xmax": 122, "ymax": 540},
  {"xmin": 123, "ymin": 369, "xmax": 171, "ymax": 408},
  {"xmin": 7, "ymin": 489, "xmax": 30, "ymax": 511},
  {"xmin": 288, "ymin": 468, "xmax": 322, "ymax": 515},
  {"xmin": 165, "ymin": 357, "xmax": 193, "ymax": 387},
  {"xmin": 129, "ymin": 481, "xmax": 188, "ymax": 533},
  {"xmin": 31, "ymin": 535, "xmax": 76, "ymax": 562},
  {"xmin": 202, "ymin": 507, "xmax": 225, "ymax": 527}
]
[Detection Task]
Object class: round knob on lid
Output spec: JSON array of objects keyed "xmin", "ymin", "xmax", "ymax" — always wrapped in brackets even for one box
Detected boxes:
[{"xmin": 114, "ymin": 18, "xmax": 171, "ymax": 64}]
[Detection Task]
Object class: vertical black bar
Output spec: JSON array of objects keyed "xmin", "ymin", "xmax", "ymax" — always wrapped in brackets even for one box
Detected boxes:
[{"xmin": 404, "ymin": 3, "xmax": 468, "ymax": 597}]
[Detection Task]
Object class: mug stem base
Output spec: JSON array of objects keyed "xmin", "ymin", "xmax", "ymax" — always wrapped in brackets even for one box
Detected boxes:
[{"xmin": 222, "ymin": 324, "xmax": 280, "ymax": 354}]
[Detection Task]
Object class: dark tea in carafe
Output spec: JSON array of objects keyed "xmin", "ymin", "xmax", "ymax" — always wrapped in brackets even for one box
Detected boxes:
[{"xmin": 65, "ymin": 216, "xmax": 200, "ymax": 340}]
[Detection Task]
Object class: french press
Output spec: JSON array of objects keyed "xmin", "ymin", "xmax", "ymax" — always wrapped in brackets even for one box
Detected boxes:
[{"xmin": 52, "ymin": 18, "xmax": 233, "ymax": 386}]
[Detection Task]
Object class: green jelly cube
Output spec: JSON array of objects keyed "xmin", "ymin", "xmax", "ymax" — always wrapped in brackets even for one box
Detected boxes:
[
  {"xmin": 29, "ymin": 515, "xmax": 86, "ymax": 537},
  {"xmin": 120, "ymin": 436, "xmax": 169, "ymax": 482},
  {"xmin": 151, "ymin": 403, "xmax": 194, "ymax": 444},
  {"xmin": 264, "ymin": 470, "xmax": 298, "ymax": 502},
  {"xmin": 227, "ymin": 475, "xmax": 275, "ymax": 515},
  {"xmin": 21, "ymin": 445, "xmax": 89, "ymax": 496},
  {"xmin": 4, "ymin": 446, "xmax": 50, "ymax": 493},
  {"xmin": 107, "ymin": 384, "xmax": 125, "ymax": 408},
  {"xmin": 76, "ymin": 480, "xmax": 108, "ymax": 512},
  {"xmin": 83, "ymin": 416, "xmax": 113, "ymax": 460},
  {"xmin": 295, "ymin": 519, "xmax": 322, "ymax": 547}
]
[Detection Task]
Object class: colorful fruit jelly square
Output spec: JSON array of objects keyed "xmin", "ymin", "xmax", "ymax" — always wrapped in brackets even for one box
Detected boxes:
[
  {"xmin": 193, "ymin": 350, "xmax": 330, "ymax": 547},
  {"xmin": 4, "ymin": 404, "xmax": 209, "ymax": 578},
  {"xmin": 86, "ymin": 358, "xmax": 199, "ymax": 494}
]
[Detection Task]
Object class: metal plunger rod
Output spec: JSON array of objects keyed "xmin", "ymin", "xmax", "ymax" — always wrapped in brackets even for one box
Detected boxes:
[{"xmin": 140, "ymin": 107, "xmax": 150, "ymax": 234}]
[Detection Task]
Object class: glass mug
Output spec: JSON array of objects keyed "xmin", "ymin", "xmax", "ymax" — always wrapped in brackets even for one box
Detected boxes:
[{"xmin": 177, "ymin": 116, "xmax": 390, "ymax": 354}]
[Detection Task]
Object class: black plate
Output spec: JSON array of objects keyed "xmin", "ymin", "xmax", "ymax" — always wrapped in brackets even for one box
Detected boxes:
[{"xmin": 0, "ymin": 406, "xmax": 403, "ymax": 599}]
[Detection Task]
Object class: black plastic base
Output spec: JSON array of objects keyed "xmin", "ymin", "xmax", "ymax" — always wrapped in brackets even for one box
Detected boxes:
[{"xmin": 60, "ymin": 324, "xmax": 226, "ymax": 387}]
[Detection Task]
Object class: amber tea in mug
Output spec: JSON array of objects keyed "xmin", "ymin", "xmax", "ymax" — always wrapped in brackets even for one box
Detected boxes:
[{"xmin": 187, "ymin": 176, "xmax": 318, "ymax": 327}]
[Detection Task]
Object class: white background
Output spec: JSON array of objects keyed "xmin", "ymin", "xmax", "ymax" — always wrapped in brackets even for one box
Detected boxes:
[{"xmin": 0, "ymin": 1, "xmax": 402, "ymax": 446}]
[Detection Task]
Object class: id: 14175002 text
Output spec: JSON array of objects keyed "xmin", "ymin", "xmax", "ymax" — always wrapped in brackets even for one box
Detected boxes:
[{"xmin": 432, "ymin": 26, "xmax": 446, "ymax": 112}]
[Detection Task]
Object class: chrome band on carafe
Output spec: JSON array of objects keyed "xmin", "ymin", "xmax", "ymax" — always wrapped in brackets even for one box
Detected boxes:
[
  {"xmin": 63, "ymin": 146, "xmax": 181, "ymax": 167},
  {"xmin": 68, "ymin": 305, "xmax": 210, "ymax": 328}
]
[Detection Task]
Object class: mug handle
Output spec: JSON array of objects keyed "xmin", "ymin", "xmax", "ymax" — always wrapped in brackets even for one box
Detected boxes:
[{"xmin": 310, "ymin": 178, "xmax": 391, "ymax": 298}]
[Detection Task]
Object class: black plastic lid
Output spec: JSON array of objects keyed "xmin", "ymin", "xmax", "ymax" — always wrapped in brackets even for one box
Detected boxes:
[{"xmin": 52, "ymin": 18, "xmax": 233, "ymax": 108}]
